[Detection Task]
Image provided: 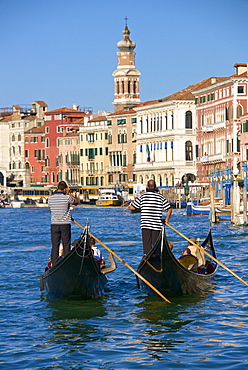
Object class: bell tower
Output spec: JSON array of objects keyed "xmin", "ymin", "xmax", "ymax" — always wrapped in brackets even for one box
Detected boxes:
[{"xmin": 112, "ymin": 20, "xmax": 141, "ymax": 112}]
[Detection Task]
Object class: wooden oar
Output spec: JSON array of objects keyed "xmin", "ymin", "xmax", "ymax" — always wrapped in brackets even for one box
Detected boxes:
[
  {"xmin": 120, "ymin": 200, "xmax": 130, "ymax": 208},
  {"xmin": 165, "ymin": 222, "xmax": 248, "ymax": 287},
  {"xmin": 73, "ymin": 219, "xmax": 171, "ymax": 303}
]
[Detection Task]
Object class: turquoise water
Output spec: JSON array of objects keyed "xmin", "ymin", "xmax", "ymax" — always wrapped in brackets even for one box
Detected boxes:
[{"xmin": 0, "ymin": 206, "xmax": 248, "ymax": 369}]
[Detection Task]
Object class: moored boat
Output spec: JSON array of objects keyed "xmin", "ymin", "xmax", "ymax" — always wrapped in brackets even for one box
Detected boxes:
[
  {"xmin": 137, "ymin": 228, "xmax": 217, "ymax": 297},
  {"xmin": 36, "ymin": 198, "xmax": 48, "ymax": 207},
  {"xmin": 186, "ymin": 201, "xmax": 224, "ymax": 216},
  {"xmin": 11, "ymin": 200, "xmax": 25, "ymax": 208},
  {"xmin": 40, "ymin": 223, "xmax": 116, "ymax": 300},
  {"xmin": 96, "ymin": 189, "xmax": 122, "ymax": 206}
]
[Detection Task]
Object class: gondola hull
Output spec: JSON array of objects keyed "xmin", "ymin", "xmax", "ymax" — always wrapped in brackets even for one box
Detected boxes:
[
  {"xmin": 40, "ymin": 233, "xmax": 108, "ymax": 300},
  {"xmin": 137, "ymin": 230, "xmax": 217, "ymax": 297}
]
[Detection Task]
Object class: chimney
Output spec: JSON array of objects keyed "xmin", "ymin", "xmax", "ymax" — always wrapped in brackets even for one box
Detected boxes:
[
  {"xmin": 234, "ymin": 63, "xmax": 247, "ymax": 76},
  {"xmin": 72, "ymin": 104, "xmax": 79, "ymax": 110}
]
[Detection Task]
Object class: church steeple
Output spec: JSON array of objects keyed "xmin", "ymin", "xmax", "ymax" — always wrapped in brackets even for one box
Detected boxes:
[{"xmin": 112, "ymin": 21, "xmax": 141, "ymax": 112}]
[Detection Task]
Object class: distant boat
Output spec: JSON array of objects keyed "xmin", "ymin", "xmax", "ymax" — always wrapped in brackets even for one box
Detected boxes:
[
  {"xmin": 186, "ymin": 201, "xmax": 224, "ymax": 216},
  {"xmin": 36, "ymin": 198, "xmax": 48, "ymax": 207},
  {"xmin": 11, "ymin": 200, "xmax": 25, "ymax": 208},
  {"xmin": 96, "ymin": 189, "xmax": 122, "ymax": 206}
]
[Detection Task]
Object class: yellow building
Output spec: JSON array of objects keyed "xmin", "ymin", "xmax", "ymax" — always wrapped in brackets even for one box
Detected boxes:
[{"xmin": 79, "ymin": 115, "xmax": 109, "ymax": 186}]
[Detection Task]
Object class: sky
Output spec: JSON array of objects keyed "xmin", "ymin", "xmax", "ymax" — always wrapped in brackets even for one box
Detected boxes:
[{"xmin": 1, "ymin": 0, "xmax": 248, "ymax": 114}]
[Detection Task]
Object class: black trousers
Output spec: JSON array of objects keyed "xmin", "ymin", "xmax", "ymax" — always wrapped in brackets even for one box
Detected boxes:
[
  {"xmin": 141, "ymin": 228, "xmax": 160, "ymax": 255},
  {"xmin": 51, "ymin": 224, "xmax": 71, "ymax": 265}
]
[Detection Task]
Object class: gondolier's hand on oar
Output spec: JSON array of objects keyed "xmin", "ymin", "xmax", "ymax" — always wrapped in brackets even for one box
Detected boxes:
[{"xmin": 162, "ymin": 207, "xmax": 172, "ymax": 224}]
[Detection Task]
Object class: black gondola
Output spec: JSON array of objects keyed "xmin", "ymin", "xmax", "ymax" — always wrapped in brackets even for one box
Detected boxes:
[
  {"xmin": 40, "ymin": 224, "xmax": 116, "ymax": 300},
  {"xmin": 137, "ymin": 228, "xmax": 217, "ymax": 297}
]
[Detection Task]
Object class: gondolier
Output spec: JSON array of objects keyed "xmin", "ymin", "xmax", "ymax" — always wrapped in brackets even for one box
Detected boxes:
[
  {"xmin": 129, "ymin": 179, "xmax": 172, "ymax": 254},
  {"xmin": 48, "ymin": 180, "xmax": 78, "ymax": 266}
]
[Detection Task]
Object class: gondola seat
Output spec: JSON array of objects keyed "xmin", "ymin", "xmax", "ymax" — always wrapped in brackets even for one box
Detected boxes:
[{"xmin": 178, "ymin": 254, "xmax": 198, "ymax": 270}]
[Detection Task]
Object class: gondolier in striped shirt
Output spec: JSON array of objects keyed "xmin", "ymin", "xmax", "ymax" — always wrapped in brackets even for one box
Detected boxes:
[
  {"xmin": 48, "ymin": 181, "xmax": 78, "ymax": 266},
  {"xmin": 129, "ymin": 179, "xmax": 172, "ymax": 254}
]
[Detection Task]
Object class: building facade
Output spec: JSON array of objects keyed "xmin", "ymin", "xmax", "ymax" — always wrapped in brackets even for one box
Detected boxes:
[
  {"xmin": 106, "ymin": 108, "xmax": 137, "ymax": 185},
  {"xmin": 8, "ymin": 101, "xmax": 47, "ymax": 187},
  {"xmin": 79, "ymin": 115, "xmax": 109, "ymax": 186},
  {"xmin": 134, "ymin": 88, "xmax": 197, "ymax": 186},
  {"xmin": 58, "ymin": 130, "xmax": 80, "ymax": 186},
  {"xmin": 24, "ymin": 125, "xmax": 46, "ymax": 185},
  {"xmin": 44, "ymin": 107, "xmax": 86, "ymax": 185},
  {"xmin": 194, "ymin": 63, "xmax": 248, "ymax": 181}
]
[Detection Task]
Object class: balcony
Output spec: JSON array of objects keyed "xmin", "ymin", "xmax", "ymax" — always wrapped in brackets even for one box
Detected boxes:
[
  {"xmin": 201, "ymin": 154, "xmax": 225, "ymax": 164},
  {"xmin": 202, "ymin": 121, "xmax": 226, "ymax": 132},
  {"xmin": 88, "ymin": 155, "xmax": 95, "ymax": 161},
  {"xmin": 106, "ymin": 166, "xmax": 123, "ymax": 173}
]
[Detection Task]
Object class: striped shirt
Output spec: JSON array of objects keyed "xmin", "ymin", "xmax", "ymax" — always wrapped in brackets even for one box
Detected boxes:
[
  {"xmin": 48, "ymin": 192, "xmax": 75, "ymax": 224},
  {"xmin": 131, "ymin": 190, "xmax": 171, "ymax": 231}
]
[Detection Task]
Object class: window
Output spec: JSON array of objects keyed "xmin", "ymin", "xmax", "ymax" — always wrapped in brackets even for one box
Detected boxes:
[
  {"xmin": 185, "ymin": 141, "xmax": 193, "ymax": 161},
  {"xmin": 45, "ymin": 126, "xmax": 49, "ymax": 133},
  {"xmin": 12, "ymin": 134, "xmax": 15, "ymax": 141},
  {"xmin": 25, "ymin": 150, "xmax": 28, "ymax": 158},
  {"xmin": 238, "ymin": 86, "xmax": 244, "ymax": 94},
  {"xmin": 237, "ymin": 105, "xmax": 242, "ymax": 118},
  {"xmin": 225, "ymin": 107, "xmax": 229, "ymax": 121},
  {"xmin": 185, "ymin": 111, "xmax": 192, "ymax": 129},
  {"xmin": 117, "ymin": 119, "xmax": 126, "ymax": 125}
]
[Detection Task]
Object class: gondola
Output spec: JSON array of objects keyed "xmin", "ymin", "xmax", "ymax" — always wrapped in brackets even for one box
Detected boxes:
[
  {"xmin": 40, "ymin": 223, "xmax": 116, "ymax": 300},
  {"xmin": 137, "ymin": 228, "xmax": 217, "ymax": 297}
]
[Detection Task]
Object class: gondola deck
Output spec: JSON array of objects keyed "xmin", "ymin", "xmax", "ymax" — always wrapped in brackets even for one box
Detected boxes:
[
  {"xmin": 137, "ymin": 228, "xmax": 217, "ymax": 297},
  {"xmin": 40, "ymin": 226, "xmax": 116, "ymax": 300}
]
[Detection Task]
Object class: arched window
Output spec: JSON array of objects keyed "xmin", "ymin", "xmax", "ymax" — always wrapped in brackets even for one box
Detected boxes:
[
  {"xmin": 185, "ymin": 111, "xmax": 192, "ymax": 129},
  {"xmin": 237, "ymin": 105, "xmax": 242, "ymax": 118},
  {"xmin": 128, "ymin": 80, "xmax": 131, "ymax": 94},
  {"xmin": 133, "ymin": 81, "xmax": 137, "ymax": 94},
  {"xmin": 185, "ymin": 141, "xmax": 193, "ymax": 160},
  {"xmin": 117, "ymin": 81, "xmax": 120, "ymax": 94}
]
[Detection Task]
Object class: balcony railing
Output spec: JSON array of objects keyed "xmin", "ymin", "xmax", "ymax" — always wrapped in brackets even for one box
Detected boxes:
[{"xmin": 106, "ymin": 166, "xmax": 123, "ymax": 173}]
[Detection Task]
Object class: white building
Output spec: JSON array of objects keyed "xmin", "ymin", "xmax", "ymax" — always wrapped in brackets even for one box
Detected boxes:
[{"xmin": 134, "ymin": 86, "xmax": 198, "ymax": 186}]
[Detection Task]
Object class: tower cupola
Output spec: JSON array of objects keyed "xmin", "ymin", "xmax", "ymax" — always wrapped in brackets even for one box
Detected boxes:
[{"xmin": 112, "ymin": 22, "xmax": 141, "ymax": 112}]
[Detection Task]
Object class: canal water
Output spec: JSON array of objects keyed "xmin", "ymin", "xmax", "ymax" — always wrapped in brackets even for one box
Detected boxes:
[{"xmin": 1, "ymin": 205, "xmax": 248, "ymax": 369}]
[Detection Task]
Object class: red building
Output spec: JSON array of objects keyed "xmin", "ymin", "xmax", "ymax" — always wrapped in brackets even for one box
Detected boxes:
[
  {"xmin": 44, "ymin": 107, "xmax": 87, "ymax": 185},
  {"xmin": 24, "ymin": 126, "xmax": 46, "ymax": 184},
  {"xmin": 193, "ymin": 63, "xmax": 248, "ymax": 181}
]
